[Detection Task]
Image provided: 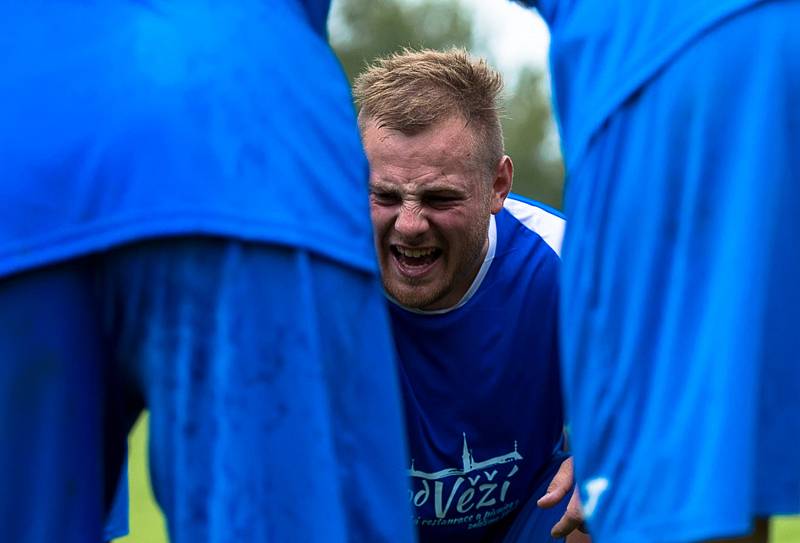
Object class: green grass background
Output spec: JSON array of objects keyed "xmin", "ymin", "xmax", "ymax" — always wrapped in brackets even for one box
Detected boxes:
[
  {"xmin": 114, "ymin": 413, "xmax": 800, "ymax": 543},
  {"xmin": 112, "ymin": 414, "xmax": 168, "ymax": 543}
]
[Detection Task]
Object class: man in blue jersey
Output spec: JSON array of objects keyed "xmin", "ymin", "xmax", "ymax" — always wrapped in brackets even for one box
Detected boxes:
[
  {"xmin": 353, "ymin": 48, "xmax": 589, "ymax": 543},
  {"xmin": 510, "ymin": 1, "xmax": 800, "ymax": 542},
  {"xmin": 0, "ymin": 2, "xmax": 413, "ymax": 542}
]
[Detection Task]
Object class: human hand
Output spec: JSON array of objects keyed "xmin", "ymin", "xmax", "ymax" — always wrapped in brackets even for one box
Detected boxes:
[{"xmin": 537, "ymin": 456, "xmax": 587, "ymax": 537}]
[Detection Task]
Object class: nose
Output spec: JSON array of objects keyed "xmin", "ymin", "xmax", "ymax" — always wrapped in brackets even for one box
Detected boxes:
[{"xmin": 394, "ymin": 202, "xmax": 429, "ymax": 238}]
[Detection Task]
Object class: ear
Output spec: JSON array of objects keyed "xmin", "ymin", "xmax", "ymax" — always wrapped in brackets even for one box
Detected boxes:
[{"xmin": 489, "ymin": 155, "xmax": 513, "ymax": 214}]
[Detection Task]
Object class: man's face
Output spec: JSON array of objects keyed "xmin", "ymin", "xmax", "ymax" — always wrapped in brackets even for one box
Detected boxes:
[{"xmin": 363, "ymin": 115, "xmax": 510, "ymax": 310}]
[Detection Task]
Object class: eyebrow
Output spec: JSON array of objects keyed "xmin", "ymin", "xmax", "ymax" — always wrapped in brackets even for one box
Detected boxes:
[
  {"xmin": 369, "ymin": 180, "xmax": 464, "ymax": 195},
  {"xmin": 368, "ymin": 180, "xmax": 398, "ymax": 191}
]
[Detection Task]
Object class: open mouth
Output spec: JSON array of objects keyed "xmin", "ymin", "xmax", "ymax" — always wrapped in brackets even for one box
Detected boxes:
[{"xmin": 390, "ymin": 245, "xmax": 442, "ymax": 276}]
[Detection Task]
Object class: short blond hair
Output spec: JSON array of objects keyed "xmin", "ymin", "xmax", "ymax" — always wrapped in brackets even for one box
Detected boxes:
[{"xmin": 353, "ymin": 48, "xmax": 505, "ymax": 175}]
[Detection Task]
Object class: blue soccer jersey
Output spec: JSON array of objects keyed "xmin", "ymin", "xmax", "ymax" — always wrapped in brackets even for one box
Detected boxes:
[
  {"xmin": 0, "ymin": 0, "xmax": 376, "ymax": 278},
  {"xmin": 389, "ymin": 195, "xmax": 567, "ymax": 542},
  {"xmin": 0, "ymin": 3, "xmax": 413, "ymax": 541},
  {"xmin": 515, "ymin": 1, "xmax": 800, "ymax": 541},
  {"xmin": 516, "ymin": 0, "xmax": 761, "ymax": 171}
]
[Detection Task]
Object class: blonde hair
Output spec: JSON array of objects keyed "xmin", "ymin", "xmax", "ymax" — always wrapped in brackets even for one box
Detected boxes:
[{"xmin": 353, "ymin": 48, "xmax": 505, "ymax": 174}]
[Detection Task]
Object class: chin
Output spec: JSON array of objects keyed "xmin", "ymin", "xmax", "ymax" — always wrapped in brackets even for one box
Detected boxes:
[{"xmin": 386, "ymin": 287, "xmax": 436, "ymax": 310}]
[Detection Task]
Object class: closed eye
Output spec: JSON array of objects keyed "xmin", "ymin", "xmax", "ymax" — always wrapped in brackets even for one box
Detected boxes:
[
  {"xmin": 425, "ymin": 194, "xmax": 461, "ymax": 208},
  {"xmin": 370, "ymin": 190, "xmax": 401, "ymax": 206}
]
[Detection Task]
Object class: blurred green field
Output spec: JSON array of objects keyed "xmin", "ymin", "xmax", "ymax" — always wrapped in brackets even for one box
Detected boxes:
[
  {"xmin": 115, "ymin": 413, "xmax": 800, "ymax": 543},
  {"xmin": 112, "ymin": 414, "xmax": 168, "ymax": 543}
]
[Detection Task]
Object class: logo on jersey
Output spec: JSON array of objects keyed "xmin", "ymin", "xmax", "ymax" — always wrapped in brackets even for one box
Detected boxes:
[{"xmin": 408, "ymin": 433, "xmax": 523, "ymax": 530}]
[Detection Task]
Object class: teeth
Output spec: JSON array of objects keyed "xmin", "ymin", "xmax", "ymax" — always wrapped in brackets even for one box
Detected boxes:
[{"xmin": 397, "ymin": 247, "xmax": 436, "ymax": 258}]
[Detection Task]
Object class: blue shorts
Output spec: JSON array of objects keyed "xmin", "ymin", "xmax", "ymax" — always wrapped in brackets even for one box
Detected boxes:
[
  {"xmin": 0, "ymin": 238, "xmax": 413, "ymax": 543},
  {"xmin": 560, "ymin": 2, "xmax": 800, "ymax": 542},
  {"xmin": 104, "ymin": 458, "xmax": 129, "ymax": 541}
]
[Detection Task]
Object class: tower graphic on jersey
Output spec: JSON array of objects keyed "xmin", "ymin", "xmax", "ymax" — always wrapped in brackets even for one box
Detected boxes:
[{"xmin": 409, "ymin": 433, "xmax": 522, "ymax": 480}]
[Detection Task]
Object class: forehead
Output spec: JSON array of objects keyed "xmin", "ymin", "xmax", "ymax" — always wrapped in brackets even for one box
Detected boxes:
[{"xmin": 363, "ymin": 116, "xmax": 481, "ymax": 187}]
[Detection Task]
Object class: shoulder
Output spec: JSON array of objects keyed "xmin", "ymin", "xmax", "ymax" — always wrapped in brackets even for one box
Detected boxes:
[{"xmin": 501, "ymin": 194, "xmax": 566, "ymax": 258}]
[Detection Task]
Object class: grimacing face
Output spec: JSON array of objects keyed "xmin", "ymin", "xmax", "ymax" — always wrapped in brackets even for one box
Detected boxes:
[{"xmin": 363, "ymin": 115, "xmax": 512, "ymax": 310}]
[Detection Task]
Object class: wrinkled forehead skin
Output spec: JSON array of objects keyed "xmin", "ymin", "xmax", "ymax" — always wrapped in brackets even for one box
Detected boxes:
[{"xmin": 360, "ymin": 113, "xmax": 491, "ymax": 188}]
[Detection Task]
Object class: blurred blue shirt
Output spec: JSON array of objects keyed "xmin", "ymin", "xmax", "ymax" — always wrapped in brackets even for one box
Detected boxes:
[
  {"xmin": 0, "ymin": 0, "xmax": 376, "ymax": 277},
  {"xmin": 516, "ymin": 0, "xmax": 761, "ymax": 171}
]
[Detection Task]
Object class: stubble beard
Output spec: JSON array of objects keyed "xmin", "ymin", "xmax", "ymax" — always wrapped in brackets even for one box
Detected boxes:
[{"xmin": 385, "ymin": 213, "xmax": 490, "ymax": 311}]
